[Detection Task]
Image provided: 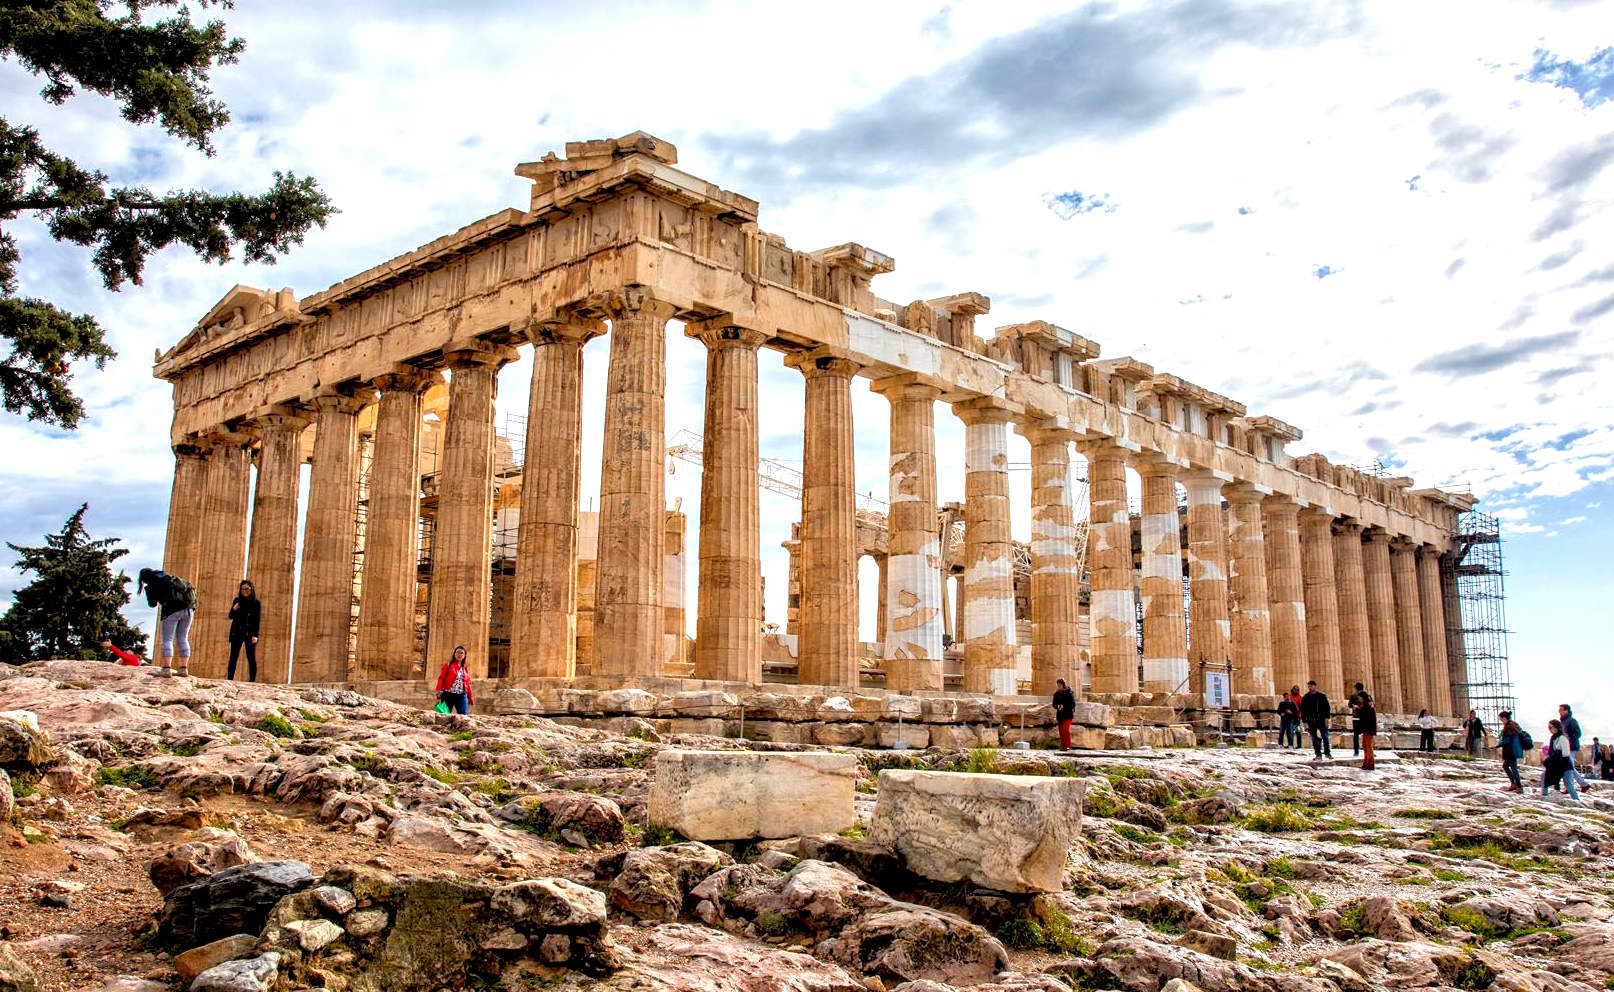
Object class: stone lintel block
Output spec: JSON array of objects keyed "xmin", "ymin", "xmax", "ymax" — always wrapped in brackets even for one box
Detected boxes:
[
  {"xmin": 870, "ymin": 769, "xmax": 1084, "ymax": 893},
  {"xmin": 1131, "ymin": 706, "xmax": 1177, "ymax": 726},
  {"xmin": 1103, "ymin": 729, "xmax": 1139, "ymax": 749},
  {"xmin": 1000, "ymin": 727, "xmax": 1059, "ymax": 748},
  {"xmin": 660, "ymin": 691, "xmax": 740, "ymax": 719},
  {"xmin": 492, "ymin": 687, "xmax": 542, "ymax": 714},
  {"xmin": 590, "ymin": 688, "xmax": 662, "ymax": 716},
  {"xmin": 740, "ymin": 693, "xmax": 816, "ymax": 721},
  {"xmin": 875, "ymin": 722, "xmax": 930, "ymax": 749},
  {"xmin": 815, "ymin": 694, "xmax": 885, "ymax": 723},
  {"xmin": 811, "ymin": 722, "xmax": 871, "ymax": 747},
  {"xmin": 743, "ymin": 721, "xmax": 812, "ymax": 745},
  {"xmin": 666, "ymin": 717, "xmax": 727, "ymax": 737},
  {"xmin": 1071, "ymin": 701, "xmax": 1113, "ymax": 727},
  {"xmin": 882, "ymin": 695, "xmax": 923, "ymax": 720},
  {"xmin": 649, "ymin": 750, "xmax": 858, "ymax": 841},
  {"xmin": 997, "ymin": 699, "xmax": 1055, "ymax": 725}
]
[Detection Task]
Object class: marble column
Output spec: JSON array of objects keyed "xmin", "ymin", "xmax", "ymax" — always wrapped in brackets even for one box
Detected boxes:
[
  {"xmin": 164, "ymin": 443, "xmax": 208, "ymax": 583},
  {"xmin": 1441, "ymin": 561, "xmax": 1470, "ymax": 715},
  {"xmin": 1362, "ymin": 528, "xmax": 1403, "ymax": 713},
  {"xmin": 1137, "ymin": 458, "xmax": 1188, "ymax": 693},
  {"xmin": 691, "ymin": 323, "xmax": 767, "ymax": 683},
  {"xmin": 594, "ymin": 288, "xmax": 677, "ymax": 678},
  {"xmin": 1225, "ymin": 484, "xmax": 1274, "ymax": 696},
  {"xmin": 1298, "ymin": 509, "xmax": 1344, "ymax": 700},
  {"xmin": 1183, "ymin": 472, "xmax": 1231, "ymax": 695},
  {"xmin": 246, "ymin": 409, "xmax": 309, "ymax": 684},
  {"xmin": 789, "ymin": 350, "xmax": 861, "ymax": 688},
  {"xmin": 1019, "ymin": 422, "xmax": 1083, "ymax": 697},
  {"xmin": 1262, "ymin": 496, "xmax": 1308, "ymax": 696},
  {"xmin": 1417, "ymin": 547, "xmax": 1453, "ymax": 716},
  {"xmin": 509, "ymin": 319, "xmax": 603, "ymax": 679},
  {"xmin": 1391, "ymin": 539, "xmax": 1428, "ymax": 713},
  {"xmin": 1079, "ymin": 439, "xmax": 1138, "ymax": 695},
  {"xmin": 1333, "ymin": 522, "xmax": 1373, "ymax": 695},
  {"xmin": 425, "ymin": 345, "xmax": 515, "ymax": 681},
  {"xmin": 875, "ymin": 377, "xmax": 945, "ymax": 692},
  {"xmin": 193, "ymin": 433, "xmax": 252, "ymax": 676},
  {"xmin": 293, "ymin": 390, "xmax": 366, "ymax": 683},
  {"xmin": 955, "ymin": 400, "xmax": 1017, "ymax": 695},
  {"xmin": 354, "ymin": 368, "xmax": 437, "ymax": 681}
]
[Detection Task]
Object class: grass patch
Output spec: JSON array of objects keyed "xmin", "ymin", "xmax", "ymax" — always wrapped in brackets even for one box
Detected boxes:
[
  {"xmin": 840, "ymin": 823, "xmax": 868, "ymax": 840},
  {"xmin": 469, "ymin": 777, "xmax": 512, "ymax": 799},
  {"xmin": 255, "ymin": 713, "xmax": 300, "ymax": 739},
  {"xmin": 756, "ymin": 909, "xmax": 790, "ymax": 936},
  {"xmin": 621, "ymin": 749, "xmax": 653, "ymax": 770},
  {"xmin": 639, "ymin": 823, "xmax": 679, "ymax": 847},
  {"xmin": 996, "ymin": 911, "xmax": 1093, "ymax": 956},
  {"xmin": 1265, "ymin": 857, "xmax": 1296, "ymax": 879},
  {"xmin": 1101, "ymin": 765, "xmax": 1150, "ymax": 782},
  {"xmin": 1432, "ymin": 868, "xmax": 1465, "ymax": 882},
  {"xmin": 447, "ymin": 729, "xmax": 475, "ymax": 743},
  {"xmin": 297, "ymin": 709, "xmax": 327, "ymax": 723},
  {"xmin": 165, "ymin": 739, "xmax": 204, "ymax": 757},
  {"xmin": 1393, "ymin": 808, "xmax": 1456, "ymax": 820},
  {"xmin": 10, "ymin": 774, "xmax": 37, "ymax": 799},
  {"xmin": 1338, "ymin": 902, "xmax": 1368, "ymax": 937},
  {"xmin": 97, "ymin": 765, "xmax": 160, "ymax": 790},
  {"xmin": 1450, "ymin": 954, "xmax": 1498, "ymax": 990},
  {"xmin": 1148, "ymin": 920, "xmax": 1186, "ymax": 936},
  {"xmin": 1086, "ymin": 789, "xmax": 1131, "ymax": 819},
  {"xmin": 456, "ymin": 751, "xmax": 503, "ymax": 774},
  {"xmin": 1113, "ymin": 823, "xmax": 1159, "ymax": 844},
  {"xmin": 1240, "ymin": 803, "xmax": 1318, "ymax": 833},
  {"xmin": 963, "ymin": 746, "xmax": 1001, "ymax": 775},
  {"xmin": 421, "ymin": 765, "xmax": 460, "ymax": 785}
]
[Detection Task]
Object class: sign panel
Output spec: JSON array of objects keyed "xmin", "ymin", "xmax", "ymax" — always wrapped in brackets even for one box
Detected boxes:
[{"xmin": 1205, "ymin": 671, "xmax": 1232, "ymax": 709}]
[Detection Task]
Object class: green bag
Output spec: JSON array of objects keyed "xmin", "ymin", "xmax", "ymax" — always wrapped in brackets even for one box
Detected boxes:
[{"xmin": 434, "ymin": 701, "xmax": 450, "ymax": 715}]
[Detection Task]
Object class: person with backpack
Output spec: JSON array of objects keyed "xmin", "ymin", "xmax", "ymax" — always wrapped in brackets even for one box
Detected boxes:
[
  {"xmin": 1301, "ymin": 680, "xmax": 1333, "ymax": 759},
  {"xmin": 1357, "ymin": 693, "xmax": 1379, "ymax": 770},
  {"xmin": 434, "ymin": 645, "xmax": 474, "ymax": 715},
  {"xmin": 1558, "ymin": 704, "xmax": 1591, "ymax": 792},
  {"xmin": 1277, "ymin": 687, "xmax": 1301, "ymax": 749},
  {"xmin": 1496, "ymin": 710, "xmax": 1526, "ymax": 793},
  {"xmin": 227, "ymin": 580, "xmax": 262, "ymax": 682},
  {"xmin": 137, "ymin": 568, "xmax": 196, "ymax": 677},
  {"xmin": 1541, "ymin": 719, "xmax": 1580, "ymax": 800}
]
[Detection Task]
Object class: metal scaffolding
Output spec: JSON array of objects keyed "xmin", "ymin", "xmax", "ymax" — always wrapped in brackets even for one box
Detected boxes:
[{"xmin": 1444, "ymin": 508, "xmax": 1515, "ymax": 726}]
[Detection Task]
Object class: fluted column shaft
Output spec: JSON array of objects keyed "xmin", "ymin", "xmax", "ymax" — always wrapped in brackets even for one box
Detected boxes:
[
  {"xmin": 1362, "ymin": 529, "xmax": 1402, "ymax": 713},
  {"xmin": 164, "ymin": 444, "xmax": 207, "ymax": 582},
  {"xmin": 1441, "ymin": 562, "xmax": 1469, "ymax": 715},
  {"xmin": 1333, "ymin": 522, "xmax": 1372, "ymax": 694},
  {"xmin": 294, "ymin": 392, "xmax": 365, "ymax": 682},
  {"xmin": 594, "ymin": 289, "xmax": 676, "ymax": 677},
  {"xmin": 956, "ymin": 401, "xmax": 1016, "ymax": 695},
  {"xmin": 425, "ymin": 347, "xmax": 513, "ymax": 681},
  {"xmin": 247, "ymin": 411, "xmax": 308, "ymax": 684},
  {"xmin": 792, "ymin": 351, "xmax": 861, "ymax": 688},
  {"xmin": 1183, "ymin": 473, "xmax": 1231, "ymax": 695},
  {"xmin": 1137, "ymin": 460, "xmax": 1188, "ymax": 692},
  {"xmin": 1225, "ymin": 485, "xmax": 1274, "ymax": 695},
  {"xmin": 1021, "ymin": 423, "xmax": 1083, "ymax": 697},
  {"xmin": 194, "ymin": 434, "xmax": 252, "ymax": 676},
  {"xmin": 1417, "ymin": 548, "xmax": 1453, "ymax": 716},
  {"xmin": 1299, "ymin": 510, "xmax": 1344, "ymax": 700},
  {"xmin": 1080, "ymin": 440, "xmax": 1137, "ymax": 695},
  {"xmin": 1391, "ymin": 540, "xmax": 1428, "ymax": 713},
  {"xmin": 1262, "ymin": 497, "xmax": 1307, "ymax": 695},
  {"xmin": 355, "ymin": 370, "xmax": 436, "ymax": 681},
  {"xmin": 691, "ymin": 324, "xmax": 767, "ymax": 683},
  {"xmin": 878, "ymin": 378, "xmax": 944, "ymax": 691}
]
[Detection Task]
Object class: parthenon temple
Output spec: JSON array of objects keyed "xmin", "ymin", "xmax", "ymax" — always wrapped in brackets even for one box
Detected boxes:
[{"xmin": 155, "ymin": 131, "xmax": 1485, "ymax": 727}]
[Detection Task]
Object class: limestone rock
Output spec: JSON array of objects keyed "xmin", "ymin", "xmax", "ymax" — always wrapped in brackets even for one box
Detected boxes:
[
  {"xmin": 869, "ymin": 769, "xmax": 1082, "ymax": 893},
  {"xmin": 1179, "ymin": 930, "xmax": 1237, "ymax": 960},
  {"xmin": 491, "ymin": 877, "xmax": 607, "ymax": 928},
  {"xmin": 190, "ymin": 952, "xmax": 280, "ymax": 992},
  {"xmin": 0, "ymin": 942, "xmax": 38, "ymax": 992},
  {"xmin": 312, "ymin": 885, "xmax": 357, "ymax": 915},
  {"xmin": 609, "ymin": 842, "xmax": 735, "ymax": 920},
  {"xmin": 148, "ymin": 830, "xmax": 257, "ymax": 896},
  {"xmin": 173, "ymin": 934, "xmax": 259, "ymax": 984},
  {"xmin": 1454, "ymin": 894, "xmax": 1559, "ymax": 933},
  {"xmin": 157, "ymin": 860, "xmax": 315, "ymax": 950},
  {"xmin": 510, "ymin": 791, "xmax": 625, "ymax": 845},
  {"xmin": 828, "ymin": 907, "xmax": 1009, "ymax": 985},
  {"xmin": 0, "ymin": 769, "xmax": 12, "ymax": 825},
  {"xmin": 0, "ymin": 714, "xmax": 53, "ymax": 771},
  {"xmin": 648, "ymin": 750, "xmax": 857, "ymax": 841},
  {"xmin": 41, "ymin": 747, "xmax": 98, "ymax": 794},
  {"xmin": 1360, "ymin": 896, "xmax": 1419, "ymax": 942},
  {"xmin": 601, "ymin": 921, "xmax": 865, "ymax": 992},
  {"xmin": 283, "ymin": 918, "xmax": 344, "ymax": 951}
]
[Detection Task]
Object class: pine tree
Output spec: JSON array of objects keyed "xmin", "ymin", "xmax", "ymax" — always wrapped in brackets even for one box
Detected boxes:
[
  {"xmin": 0, "ymin": 503, "xmax": 146, "ymax": 664},
  {"xmin": 0, "ymin": 1, "xmax": 335, "ymax": 428}
]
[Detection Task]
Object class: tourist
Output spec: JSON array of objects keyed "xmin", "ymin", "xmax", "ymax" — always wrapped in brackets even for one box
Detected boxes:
[
  {"xmin": 1558, "ymin": 705, "xmax": 1591, "ymax": 792},
  {"xmin": 1601, "ymin": 741, "xmax": 1614, "ymax": 781},
  {"xmin": 1463, "ymin": 710, "xmax": 1487, "ymax": 758},
  {"xmin": 1417, "ymin": 709, "xmax": 1438, "ymax": 752},
  {"xmin": 1496, "ymin": 710, "xmax": 1524, "ymax": 792},
  {"xmin": 1277, "ymin": 687, "xmax": 1301, "ymax": 749},
  {"xmin": 1301, "ymin": 679, "xmax": 1333, "ymax": 759},
  {"xmin": 1052, "ymin": 678, "xmax": 1076, "ymax": 750},
  {"xmin": 227, "ymin": 580, "xmax": 261, "ymax": 682},
  {"xmin": 1357, "ymin": 692, "xmax": 1378, "ymax": 771},
  {"xmin": 434, "ymin": 645, "xmax": 474, "ymax": 715},
  {"xmin": 100, "ymin": 640, "xmax": 142, "ymax": 666},
  {"xmin": 1540, "ymin": 718, "xmax": 1580, "ymax": 801},
  {"xmin": 137, "ymin": 567, "xmax": 196, "ymax": 677},
  {"xmin": 1348, "ymin": 682, "xmax": 1368, "ymax": 755}
]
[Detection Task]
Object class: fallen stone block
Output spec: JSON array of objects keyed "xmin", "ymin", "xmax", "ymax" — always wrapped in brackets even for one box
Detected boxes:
[
  {"xmin": 649, "ymin": 750, "xmax": 858, "ymax": 841},
  {"xmin": 869, "ymin": 769, "xmax": 1083, "ymax": 893}
]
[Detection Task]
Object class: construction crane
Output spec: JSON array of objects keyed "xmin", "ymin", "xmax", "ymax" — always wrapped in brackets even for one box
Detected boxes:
[{"xmin": 666, "ymin": 429, "xmax": 889, "ymax": 513}]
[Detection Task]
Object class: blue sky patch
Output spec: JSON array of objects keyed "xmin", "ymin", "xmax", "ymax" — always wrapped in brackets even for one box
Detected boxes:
[
  {"xmin": 1522, "ymin": 46, "xmax": 1614, "ymax": 108},
  {"xmin": 1043, "ymin": 190, "xmax": 1118, "ymax": 219}
]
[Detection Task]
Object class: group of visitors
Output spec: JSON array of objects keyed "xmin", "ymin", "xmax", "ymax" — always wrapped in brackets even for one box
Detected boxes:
[{"xmin": 1492, "ymin": 704, "xmax": 1599, "ymax": 800}]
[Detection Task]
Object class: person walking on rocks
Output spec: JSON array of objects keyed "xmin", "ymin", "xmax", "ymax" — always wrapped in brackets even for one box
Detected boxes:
[
  {"xmin": 1357, "ymin": 693, "xmax": 1379, "ymax": 770},
  {"xmin": 1417, "ymin": 709, "xmax": 1438, "ymax": 752},
  {"xmin": 1278, "ymin": 687, "xmax": 1301, "ymax": 749},
  {"xmin": 1301, "ymin": 680, "xmax": 1333, "ymax": 759},
  {"xmin": 1496, "ymin": 710, "xmax": 1525, "ymax": 793},
  {"xmin": 435, "ymin": 645, "xmax": 474, "ymax": 715},
  {"xmin": 1052, "ymin": 679, "xmax": 1076, "ymax": 750},
  {"xmin": 1463, "ymin": 710, "xmax": 1487, "ymax": 758},
  {"xmin": 1558, "ymin": 705, "xmax": 1591, "ymax": 792},
  {"xmin": 137, "ymin": 567, "xmax": 196, "ymax": 677},
  {"xmin": 1541, "ymin": 718, "xmax": 1580, "ymax": 801},
  {"xmin": 1349, "ymin": 682, "xmax": 1368, "ymax": 756},
  {"xmin": 227, "ymin": 580, "xmax": 262, "ymax": 683}
]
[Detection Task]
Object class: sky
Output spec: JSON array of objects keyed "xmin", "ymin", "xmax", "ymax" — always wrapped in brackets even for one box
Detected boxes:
[{"xmin": 1, "ymin": 0, "xmax": 1610, "ymax": 738}]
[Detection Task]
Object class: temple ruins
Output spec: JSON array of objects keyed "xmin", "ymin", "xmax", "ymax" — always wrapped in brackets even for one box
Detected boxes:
[{"xmin": 154, "ymin": 131, "xmax": 1503, "ymax": 737}]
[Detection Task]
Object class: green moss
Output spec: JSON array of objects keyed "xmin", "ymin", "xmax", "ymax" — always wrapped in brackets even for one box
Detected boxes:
[
  {"xmin": 839, "ymin": 823, "xmax": 868, "ymax": 840},
  {"xmin": 447, "ymin": 729, "xmax": 475, "ymax": 742},
  {"xmin": 255, "ymin": 713, "xmax": 300, "ymax": 739},
  {"xmin": 1239, "ymin": 803, "xmax": 1317, "ymax": 833},
  {"xmin": 756, "ymin": 909, "xmax": 790, "ymax": 936},
  {"xmin": 97, "ymin": 765, "xmax": 160, "ymax": 790},
  {"xmin": 421, "ymin": 765, "xmax": 461, "ymax": 785},
  {"xmin": 297, "ymin": 709, "xmax": 328, "ymax": 723},
  {"xmin": 640, "ymin": 823, "xmax": 679, "ymax": 847},
  {"xmin": 10, "ymin": 774, "xmax": 37, "ymax": 799},
  {"xmin": 1101, "ymin": 765, "xmax": 1150, "ymax": 782},
  {"xmin": 1086, "ymin": 788, "xmax": 1131, "ymax": 819},
  {"xmin": 166, "ymin": 739, "xmax": 204, "ymax": 757},
  {"xmin": 1338, "ymin": 902, "xmax": 1368, "ymax": 936},
  {"xmin": 469, "ymin": 777, "xmax": 512, "ymax": 799},
  {"xmin": 965, "ymin": 746, "xmax": 1001, "ymax": 775},
  {"xmin": 996, "ymin": 911, "xmax": 1093, "ymax": 956},
  {"xmin": 1392, "ymin": 808, "xmax": 1456, "ymax": 820},
  {"xmin": 1113, "ymin": 823, "xmax": 1159, "ymax": 844},
  {"xmin": 1149, "ymin": 920, "xmax": 1186, "ymax": 936},
  {"xmin": 1432, "ymin": 868, "xmax": 1465, "ymax": 882},
  {"xmin": 1265, "ymin": 857, "xmax": 1296, "ymax": 878},
  {"xmin": 621, "ymin": 749, "xmax": 653, "ymax": 769},
  {"xmin": 349, "ymin": 754, "xmax": 386, "ymax": 776},
  {"xmin": 1450, "ymin": 954, "xmax": 1498, "ymax": 990}
]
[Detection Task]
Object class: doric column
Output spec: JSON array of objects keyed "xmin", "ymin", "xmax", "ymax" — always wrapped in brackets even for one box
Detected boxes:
[
  {"xmin": 1417, "ymin": 547, "xmax": 1452, "ymax": 716},
  {"xmin": 354, "ymin": 368, "xmax": 437, "ymax": 681},
  {"xmin": 788, "ymin": 349, "xmax": 861, "ymax": 688},
  {"xmin": 1440, "ymin": 559, "xmax": 1469, "ymax": 715},
  {"xmin": 193, "ymin": 433, "xmax": 252, "ymax": 676},
  {"xmin": 874, "ymin": 377, "xmax": 944, "ymax": 690},
  {"xmin": 1019, "ymin": 422, "xmax": 1083, "ymax": 697},
  {"xmin": 1362, "ymin": 528, "xmax": 1403, "ymax": 713},
  {"xmin": 1333, "ymin": 521, "xmax": 1372, "ymax": 694},
  {"xmin": 955, "ymin": 399, "xmax": 1017, "ymax": 695},
  {"xmin": 594, "ymin": 288, "xmax": 677, "ymax": 678},
  {"xmin": 690, "ymin": 322, "xmax": 767, "ymax": 683},
  {"xmin": 425, "ymin": 345, "xmax": 515, "ymax": 681},
  {"xmin": 782, "ymin": 533, "xmax": 801, "ymax": 636},
  {"xmin": 1262, "ymin": 495, "xmax": 1307, "ymax": 696},
  {"xmin": 1299, "ymin": 509, "xmax": 1344, "ymax": 700},
  {"xmin": 1079, "ymin": 439, "xmax": 1137, "ymax": 695},
  {"xmin": 510, "ymin": 318, "xmax": 603, "ymax": 679},
  {"xmin": 293, "ymin": 389, "xmax": 366, "ymax": 683},
  {"xmin": 1183, "ymin": 472, "xmax": 1231, "ymax": 695},
  {"xmin": 1391, "ymin": 539, "xmax": 1428, "ymax": 713},
  {"xmin": 246, "ymin": 409, "xmax": 309, "ymax": 684},
  {"xmin": 1136, "ymin": 458, "xmax": 1188, "ymax": 693},
  {"xmin": 164, "ymin": 443, "xmax": 208, "ymax": 583},
  {"xmin": 663, "ymin": 511, "xmax": 688, "ymax": 673},
  {"xmin": 1225, "ymin": 484, "xmax": 1274, "ymax": 695}
]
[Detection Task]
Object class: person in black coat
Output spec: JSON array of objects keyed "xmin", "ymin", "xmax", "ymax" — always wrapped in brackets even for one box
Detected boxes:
[
  {"xmin": 1300, "ymin": 680, "xmax": 1333, "ymax": 759},
  {"xmin": 1358, "ymin": 693, "xmax": 1379, "ymax": 771},
  {"xmin": 227, "ymin": 580, "xmax": 262, "ymax": 682},
  {"xmin": 1052, "ymin": 679, "xmax": 1076, "ymax": 750}
]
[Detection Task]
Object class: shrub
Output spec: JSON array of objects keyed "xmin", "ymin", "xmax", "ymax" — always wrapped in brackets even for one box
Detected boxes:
[
  {"xmin": 1240, "ymin": 804, "xmax": 1317, "ymax": 833},
  {"xmin": 421, "ymin": 765, "xmax": 460, "ymax": 785},
  {"xmin": 1113, "ymin": 823, "xmax": 1158, "ymax": 844},
  {"xmin": 1450, "ymin": 954, "xmax": 1498, "ymax": 990},
  {"xmin": 640, "ymin": 823, "xmax": 679, "ymax": 847},
  {"xmin": 98, "ymin": 765, "xmax": 160, "ymax": 790},
  {"xmin": 1338, "ymin": 902, "xmax": 1368, "ymax": 936},
  {"xmin": 1266, "ymin": 857, "xmax": 1296, "ymax": 878},
  {"xmin": 756, "ymin": 910, "xmax": 790, "ymax": 936},
  {"xmin": 995, "ymin": 911, "xmax": 1093, "ymax": 956},
  {"xmin": 256, "ymin": 713, "xmax": 299, "ymax": 739},
  {"xmin": 1432, "ymin": 868, "xmax": 1465, "ymax": 882},
  {"xmin": 1101, "ymin": 765, "xmax": 1150, "ymax": 782},
  {"xmin": 964, "ymin": 746, "xmax": 1001, "ymax": 775}
]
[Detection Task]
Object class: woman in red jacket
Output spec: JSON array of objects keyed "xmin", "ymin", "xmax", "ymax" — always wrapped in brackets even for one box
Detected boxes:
[{"xmin": 434, "ymin": 645, "xmax": 473, "ymax": 715}]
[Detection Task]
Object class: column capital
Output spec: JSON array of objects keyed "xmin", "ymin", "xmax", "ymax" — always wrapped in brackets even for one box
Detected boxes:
[
  {"xmin": 196, "ymin": 427, "xmax": 255, "ymax": 451},
  {"xmin": 869, "ymin": 372, "xmax": 943, "ymax": 402},
  {"xmin": 310, "ymin": 389, "xmax": 369, "ymax": 415},
  {"xmin": 688, "ymin": 322, "xmax": 768, "ymax": 350},
  {"xmin": 578, "ymin": 284, "xmax": 678, "ymax": 322},
  {"xmin": 1299, "ymin": 503, "xmax": 1336, "ymax": 521},
  {"xmin": 785, "ymin": 347, "xmax": 861, "ymax": 380},
  {"xmin": 1364, "ymin": 526, "xmax": 1394, "ymax": 546},
  {"xmin": 373, "ymin": 365, "xmax": 442, "ymax": 395},
  {"xmin": 1223, "ymin": 481, "xmax": 1273, "ymax": 503},
  {"xmin": 245, "ymin": 407, "xmax": 311, "ymax": 435},
  {"xmin": 1076, "ymin": 435, "xmax": 1140, "ymax": 458},
  {"xmin": 1333, "ymin": 518, "xmax": 1365, "ymax": 537},
  {"xmin": 527, "ymin": 313, "xmax": 606, "ymax": 346},
  {"xmin": 172, "ymin": 441, "xmax": 207, "ymax": 458},
  {"xmin": 1261, "ymin": 492, "xmax": 1306, "ymax": 514},
  {"xmin": 1015, "ymin": 418, "xmax": 1081, "ymax": 445},
  {"xmin": 1389, "ymin": 535, "xmax": 1420, "ymax": 553},
  {"xmin": 951, "ymin": 396, "xmax": 1017, "ymax": 426},
  {"xmin": 1132, "ymin": 451, "xmax": 1188, "ymax": 477},
  {"xmin": 1417, "ymin": 544, "xmax": 1443, "ymax": 560},
  {"xmin": 444, "ymin": 341, "xmax": 520, "ymax": 371}
]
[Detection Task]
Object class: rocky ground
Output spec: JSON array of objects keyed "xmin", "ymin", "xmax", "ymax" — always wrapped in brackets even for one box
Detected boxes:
[{"xmin": 1, "ymin": 660, "xmax": 1610, "ymax": 992}]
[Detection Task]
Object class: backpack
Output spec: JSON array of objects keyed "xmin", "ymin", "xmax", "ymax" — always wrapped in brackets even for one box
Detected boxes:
[
  {"xmin": 1517, "ymin": 729, "xmax": 1533, "ymax": 752},
  {"xmin": 169, "ymin": 576, "xmax": 198, "ymax": 611}
]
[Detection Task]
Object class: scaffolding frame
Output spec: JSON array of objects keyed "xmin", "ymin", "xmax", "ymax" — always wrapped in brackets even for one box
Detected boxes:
[{"xmin": 1443, "ymin": 508, "xmax": 1515, "ymax": 726}]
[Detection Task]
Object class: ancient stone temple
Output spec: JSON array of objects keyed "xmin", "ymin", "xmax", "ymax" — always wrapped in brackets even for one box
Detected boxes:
[{"xmin": 155, "ymin": 131, "xmax": 1474, "ymax": 719}]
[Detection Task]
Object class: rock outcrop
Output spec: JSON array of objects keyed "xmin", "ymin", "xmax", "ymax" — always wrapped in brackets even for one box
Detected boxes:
[{"xmin": 648, "ymin": 750, "xmax": 858, "ymax": 840}]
